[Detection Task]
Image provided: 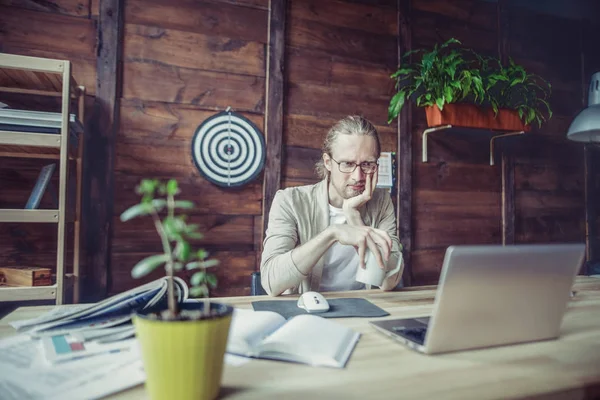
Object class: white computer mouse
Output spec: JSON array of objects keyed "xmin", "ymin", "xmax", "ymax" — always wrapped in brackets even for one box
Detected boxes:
[{"xmin": 297, "ymin": 291, "xmax": 330, "ymax": 313}]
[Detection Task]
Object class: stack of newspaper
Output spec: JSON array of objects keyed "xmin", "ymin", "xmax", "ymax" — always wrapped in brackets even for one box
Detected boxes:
[{"xmin": 0, "ymin": 276, "xmax": 188, "ymax": 400}]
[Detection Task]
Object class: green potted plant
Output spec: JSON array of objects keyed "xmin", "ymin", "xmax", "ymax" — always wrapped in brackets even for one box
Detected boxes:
[
  {"xmin": 120, "ymin": 178, "xmax": 233, "ymax": 400},
  {"xmin": 387, "ymin": 38, "xmax": 552, "ymax": 131},
  {"xmin": 479, "ymin": 55, "xmax": 552, "ymax": 129}
]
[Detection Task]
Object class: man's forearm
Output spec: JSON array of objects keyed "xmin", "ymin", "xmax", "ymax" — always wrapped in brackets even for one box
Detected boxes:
[
  {"xmin": 344, "ymin": 210, "xmax": 364, "ymax": 227},
  {"xmin": 261, "ymin": 226, "xmax": 338, "ymax": 296},
  {"xmin": 290, "ymin": 226, "xmax": 337, "ymax": 275}
]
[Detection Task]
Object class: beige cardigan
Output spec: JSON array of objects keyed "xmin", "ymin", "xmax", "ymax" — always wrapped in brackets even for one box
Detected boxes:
[{"xmin": 260, "ymin": 179, "xmax": 403, "ymax": 296}]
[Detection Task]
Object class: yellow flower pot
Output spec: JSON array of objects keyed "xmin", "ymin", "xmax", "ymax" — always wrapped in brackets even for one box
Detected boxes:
[{"xmin": 133, "ymin": 302, "xmax": 234, "ymax": 400}]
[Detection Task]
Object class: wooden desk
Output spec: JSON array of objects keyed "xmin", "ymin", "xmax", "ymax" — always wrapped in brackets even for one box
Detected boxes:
[{"xmin": 2, "ymin": 277, "xmax": 600, "ymax": 400}]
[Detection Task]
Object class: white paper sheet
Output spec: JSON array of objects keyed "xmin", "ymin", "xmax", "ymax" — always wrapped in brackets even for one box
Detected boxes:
[
  {"xmin": 0, "ymin": 334, "xmax": 140, "ymax": 399},
  {"xmin": 0, "ymin": 334, "xmax": 44, "ymax": 370},
  {"xmin": 0, "ymin": 332, "xmax": 247, "ymax": 400},
  {"xmin": 376, "ymin": 152, "xmax": 393, "ymax": 188},
  {"xmin": 9, "ymin": 305, "xmax": 89, "ymax": 330}
]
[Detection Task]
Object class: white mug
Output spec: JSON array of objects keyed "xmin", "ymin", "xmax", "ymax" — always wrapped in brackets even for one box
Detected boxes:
[{"xmin": 355, "ymin": 247, "xmax": 402, "ymax": 287}]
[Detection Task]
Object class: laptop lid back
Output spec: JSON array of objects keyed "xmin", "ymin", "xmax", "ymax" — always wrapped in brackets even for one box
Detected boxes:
[{"xmin": 424, "ymin": 243, "xmax": 585, "ymax": 354}]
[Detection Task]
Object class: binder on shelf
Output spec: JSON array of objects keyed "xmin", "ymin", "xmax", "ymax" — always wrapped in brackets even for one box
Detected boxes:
[
  {"xmin": 25, "ymin": 163, "xmax": 56, "ymax": 209},
  {"xmin": 0, "ymin": 109, "xmax": 84, "ymax": 134}
]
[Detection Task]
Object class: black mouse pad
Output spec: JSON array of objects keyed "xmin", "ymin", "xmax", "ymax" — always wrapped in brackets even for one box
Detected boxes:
[{"xmin": 251, "ymin": 297, "xmax": 389, "ymax": 319}]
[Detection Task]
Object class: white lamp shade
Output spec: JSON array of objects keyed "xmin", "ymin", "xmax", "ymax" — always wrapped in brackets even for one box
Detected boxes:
[
  {"xmin": 567, "ymin": 105, "xmax": 600, "ymax": 142},
  {"xmin": 568, "ymin": 71, "xmax": 600, "ymax": 142}
]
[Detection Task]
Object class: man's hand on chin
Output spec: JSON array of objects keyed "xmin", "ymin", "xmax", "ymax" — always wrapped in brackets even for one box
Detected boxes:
[{"xmin": 342, "ymin": 169, "xmax": 378, "ymax": 226}]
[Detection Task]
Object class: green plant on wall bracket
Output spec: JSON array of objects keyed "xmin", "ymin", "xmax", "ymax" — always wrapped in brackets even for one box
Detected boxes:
[
  {"xmin": 388, "ymin": 38, "xmax": 485, "ymax": 123},
  {"xmin": 120, "ymin": 178, "xmax": 219, "ymax": 319},
  {"xmin": 388, "ymin": 37, "xmax": 553, "ymax": 128},
  {"xmin": 479, "ymin": 55, "xmax": 553, "ymax": 127}
]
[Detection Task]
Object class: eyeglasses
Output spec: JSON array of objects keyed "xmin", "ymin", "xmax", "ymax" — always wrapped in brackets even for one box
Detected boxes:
[{"xmin": 329, "ymin": 156, "xmax": 379, "ymax": 174}]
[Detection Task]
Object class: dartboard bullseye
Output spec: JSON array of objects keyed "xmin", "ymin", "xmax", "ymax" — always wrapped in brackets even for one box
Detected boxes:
[{"xmin": 191, "ymin": 111, "xmax": 266, "ymax": 188}]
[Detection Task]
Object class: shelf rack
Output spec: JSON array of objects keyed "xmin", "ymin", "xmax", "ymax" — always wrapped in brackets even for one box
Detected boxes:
[
  {"xmin": 421, "ymin": 124, "xmax": 525, "ymax": 165},
  {"xmin": 0, "ymin": 53, "xmax": 85, "ymax": 305}
]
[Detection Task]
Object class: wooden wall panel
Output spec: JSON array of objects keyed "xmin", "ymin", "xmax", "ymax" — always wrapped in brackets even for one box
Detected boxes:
[
  {"xmin": 0, "ymin": 224, "xmax": 75, "ymax": 270},
  {"xmin": 290, "ymin": 0, "xmax": 396, "ymax": 36},
  {"xmin": 123, "ymin": 24, "xmax": 265, "ymax": 77},
  {"xmin": 93, "ymin": 0, "xmax": 270, "ymax": 18},
  {"xmin": 0, "ymin": 6, "xmax": 95, "ymax": 56},
  {"xmin": 126, "ymin": 0, "xmax": 268, "ymax": 43},
  {"xmin": 0, "ymin": 0, "xmax": 90, "ymax": 17},
  {"xmin": 282, "ymin": 146, "xmax": 322, "ymax": 181},
  {"xmin": 283, "ymin": 0, "xmax": 399, "ymax": 195},
  {"xmin": 409, "ymin": 0, "xmax": 500, "ymax": 285},
  {"xmin": 122, "ymin": 62, "xmax": 265, "ymax": 112},
  {"xmin": 119, "ymin": 100, "xmax": 264, "ymax": 143},
  {"xmin": 287, "ymin": 83, "xmax": 391, "ymax": 127},
  {"xmin": 286, "ymin": 47, "xmax": 395, "ymax": 97},
  {"xmin": 113, "ymin": 174, "xmax": 263, "ymax": 217},
  {"xmin": 112, "ymin": 215, "xmax": 255, "ymax": 253},
  {"xmin": 284, "ymin": 114, "xmax": 397, "ymax": 151},
  {"xmin": 2, "ymin": 0, "xmax": 596, "ymax": 298},
  {"xmin": 110, "ymin": 251, "xmax": 255, "ymax": 297},
  {"xmin": 287, "ymin": 16, "xmax": 396, "ymax": 65},
  {"xmin": 0, "ymin": 3, "xmax": 94, "ymax": 293},
  {"xmin": 0, "ymin": 6, "xmax": 96, "ymax": 94},
  {"xmin": 411, "ymin": 248, "xmax": 445, "ymax": 285},
  {"xmin": 412, "ymin": 0, "xmax": 496, "ymax": 31},
  {"xmin": 507, "ymin": 7, "xmax": 586, "ymax": 251},
  {"xmin": 110, "ymin": 1, "xmax": 269, "ymax": 297},
  {"xmin": 412, "ymin": 0, "xmax": 498, "ymax": 55}
]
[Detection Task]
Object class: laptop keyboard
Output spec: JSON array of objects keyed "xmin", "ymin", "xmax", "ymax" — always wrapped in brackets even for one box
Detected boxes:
[{"xmin": 391, "ymin": 326, "xmax": 427, "ymax": 345}]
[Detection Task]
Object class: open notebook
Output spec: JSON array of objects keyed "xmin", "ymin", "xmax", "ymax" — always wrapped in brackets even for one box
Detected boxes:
[{"xmin": 226, "ymin": 308, "xmax": 361, "ymax": 368}]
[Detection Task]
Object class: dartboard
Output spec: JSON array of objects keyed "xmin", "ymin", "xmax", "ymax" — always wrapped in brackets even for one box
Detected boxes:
[{"xmin": 191, "ymin": 111, "xmax": 266, "ymax": 188}]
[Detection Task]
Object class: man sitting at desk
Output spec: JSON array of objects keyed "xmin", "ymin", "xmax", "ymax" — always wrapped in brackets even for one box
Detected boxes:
[{"xmin": 260, "ymin": 115, "xmax": 403, "ymax": 296}]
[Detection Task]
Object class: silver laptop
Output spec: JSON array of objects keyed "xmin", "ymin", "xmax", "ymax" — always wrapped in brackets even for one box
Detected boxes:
[{"xmin": 370, "ymin": 243, "xmax": 585, "ymax": 354}]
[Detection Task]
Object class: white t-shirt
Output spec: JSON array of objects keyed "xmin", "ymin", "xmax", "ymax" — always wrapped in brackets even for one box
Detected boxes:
[{"xmin": 319, "ymin": 205, "xmax": 365, "ymax": 292}]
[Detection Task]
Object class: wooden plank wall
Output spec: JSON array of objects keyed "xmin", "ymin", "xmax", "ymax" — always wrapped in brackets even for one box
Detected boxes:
[
  {"xmin": 582, "ymin": 21, "xmax": 600, "ymax": 272},
  {"xmin": 509, "ymin": 7, "xmax": 587, "ymax": 252},
  {"xmin": 111, "ymin": 0, "xmax": 399, "ymax": 297},
  {"xmin": 0, "ymin": 1, "xmax": 96, "ymax": 291},
  {"xmin": 109, "ymin": 0, "xmax": 269, "ymax": 297},
  {"xmin": 282, "ymin": 0, "xmax": 398, "ymax": 189},
  {"xmin": 1, "ymin": 0, "xmax": 599, "ymax": 297},
  {"xmin": 410, "ymin": 0, "xmax": 503, "ymax": 284}
]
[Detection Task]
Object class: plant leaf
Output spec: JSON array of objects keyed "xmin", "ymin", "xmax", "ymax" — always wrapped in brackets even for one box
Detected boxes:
[
  {"xmin": 174, "ymin": 200, "xmax": 194, "ymax": 209},
  {"xmin": 436, "ymin": 97, "xmax": 445, "ymax": 111},
  {"xmin": 190, "ymin": 285, "xmax": 209, "ymax": 298},
  {"xmin": 120, "ymin": 203, "xmax": 154, "ymax": 222},
  {"xmin": 387, "ymin": 90, "xmax": 406, "ymax": 124},
  {"xmin": 186, "ymin": 259, "xmax": 220, "ymax": 270},
  {"xmin": 207, "ymin": 274, "xmax": 218, "ymax": 288},
  {"xmin": 152, "ymin": 199, "xmax": 167, "ymax": 211},
  {"xmin": 444, "ymin": 86, "xmax": 453, "ymax": 104},
  {"xmin": 131, "ymin": 254, "xmax": 170, "ymax": 278},
  {"xmin": 527, "ymin": 108, "xmax": 535, "ymax": 124},
  {"xmin": 136, "ymin": 179, "xmax": 159, "ymax": 196},
  {"xmin": 163, "ymin": 217, "xmax": 183, "ymax": 241},
  {"xmin": 197, "ymin": 249, "xmax": 209, "ymax": 260},
  {"xmin": 191, "ymin": 271, "xmax": 206, "ymax": 286},
  {"xmin": 175, "ymin": 240, "xmax": 191, "ymax": 262},
  {"xmin": 390, "ymin": 67, "xmax": 414, "ymax": 79},
  {"xmin": 166, "ymin": 179, "xmax": 179, "ymax": 196}
]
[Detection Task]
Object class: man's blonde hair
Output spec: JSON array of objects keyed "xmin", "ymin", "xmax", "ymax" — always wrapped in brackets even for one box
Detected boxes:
[{"xmin": 315, "ymin": 115, "xmax": 381, "ymax": 180}]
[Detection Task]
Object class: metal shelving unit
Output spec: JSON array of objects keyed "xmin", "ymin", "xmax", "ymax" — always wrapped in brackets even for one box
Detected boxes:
[{"xmin": 0, "ymin": 53, "xmax": 85, "ymax": 304}]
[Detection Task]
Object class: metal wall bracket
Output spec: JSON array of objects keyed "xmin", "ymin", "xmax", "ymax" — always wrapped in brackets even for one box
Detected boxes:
[{"xmin": 421, "ymin": 124, "xmax": 525, "ymax": 165}]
